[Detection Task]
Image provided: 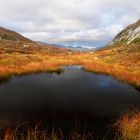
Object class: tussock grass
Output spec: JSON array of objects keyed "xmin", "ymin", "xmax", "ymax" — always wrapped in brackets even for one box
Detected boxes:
[
  {"xmin": 115, "ymin": 112, "xmax": 140, "ymax": 140},
  {"xmin": 0, "ymin": 121, "xmax": 93, "ymax": 140},
  {"xmin": 0, "ymin": 53, "xmax": 140, "ymax": 87},
  {"xmin": 83, "ymin": 61, "xmax": 140, "ymax": 87},
  {"xmin": 0, "ymin": 53, "xmax": 82, "ymax": 81}
]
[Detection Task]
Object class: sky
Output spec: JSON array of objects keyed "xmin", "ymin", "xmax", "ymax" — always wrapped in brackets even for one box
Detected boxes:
[{"xmin": 0, "ymin": 0, "xmax": 140, "ymax": 48}]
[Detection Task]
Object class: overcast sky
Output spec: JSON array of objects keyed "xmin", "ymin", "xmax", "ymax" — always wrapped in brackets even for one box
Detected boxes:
[{"xmin": 0, "ymin": 0, "xmax": 140, "ymax": 48}]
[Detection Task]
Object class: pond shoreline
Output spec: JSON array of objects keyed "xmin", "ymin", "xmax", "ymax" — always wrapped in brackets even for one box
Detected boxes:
[
  {"xmin": 0, "ymin": 61, "xmax": 140, "ymax": 89},
  {"xmin": 0, "ymin": 66, "xmax": 140, "ymax": 140}
]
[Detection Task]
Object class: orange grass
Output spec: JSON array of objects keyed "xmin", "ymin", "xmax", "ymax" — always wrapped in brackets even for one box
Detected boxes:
[
  {"xmin": 0, "ymin": 53, "xmax": 82, "ymax": 81},
  {"xmin": 83, "ymin": 61, "xmax": 140, "ymax": 87},
  {"xmin": 0, "ymin": 52, "xmax": 139, "ymax": 87},
  {"xmin": 0, "ymin": 121, "xmax": 93, "ymax": 140},
  {"xmin": 115, "ymin": 112, "xmax": 140, "ymax": 140}
]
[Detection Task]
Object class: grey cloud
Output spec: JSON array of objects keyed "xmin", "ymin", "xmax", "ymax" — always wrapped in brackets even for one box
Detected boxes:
[{"xmin": 0, "ymin": 0, "xmax": 139, "ymax": 48}]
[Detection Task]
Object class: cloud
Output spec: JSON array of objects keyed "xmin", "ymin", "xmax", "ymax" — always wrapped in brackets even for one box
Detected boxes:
[{"xmin": 0, "ymin": 0, "xmax": 139, "ymax": 48}]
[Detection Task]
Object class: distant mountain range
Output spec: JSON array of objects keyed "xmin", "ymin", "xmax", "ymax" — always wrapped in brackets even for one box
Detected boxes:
[{"xmin": 36, "ymin": 41, "xmax": 96, "ymax": 51}]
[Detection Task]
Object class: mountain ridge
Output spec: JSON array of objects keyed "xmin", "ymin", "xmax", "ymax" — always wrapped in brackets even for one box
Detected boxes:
[{"xmin": 109, "ymin": 19, "xmax": 140, "ymax": 45}]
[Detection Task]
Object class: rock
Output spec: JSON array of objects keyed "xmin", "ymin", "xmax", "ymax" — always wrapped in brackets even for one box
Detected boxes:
[
  {"xmin": 94, "ymin": 57, "xmax": 99, "ymax": 60},
  {"xmin": 109, "ymin": 19, "xmax": 140, "ymax": 45}
]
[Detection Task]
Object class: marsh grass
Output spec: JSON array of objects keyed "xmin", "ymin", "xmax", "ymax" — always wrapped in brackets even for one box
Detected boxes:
[
  {"xmin": 1, "ymin": 112, "xmax": 140, "ymax": 140},
  {"xmin": 0, "ymin": 59, "xmax": 140, "ymax": 87},
  {"xmin": 0, "ymin": 120, "xmax": 94, "ymax": 140},
  {"xmin": 115, "ymin": 111, "xmax": 140, "ymax": 140},
  {"xmin": 82, "ymin": 61, "xmax": 140, "ymax": 87},
  {"xmin": 0, "ymin": 44, "xmax": 140, "ymax": 87}
]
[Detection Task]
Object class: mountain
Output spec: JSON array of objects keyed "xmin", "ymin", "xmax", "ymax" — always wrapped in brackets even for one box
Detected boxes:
[
  {"xmin": 0, "ymin": 27, "xmax": 71, "ymax": 54},
  {"xmin": 65, "ymin": 45, "xmax": 93, "ymax": 51},
  {"xmin": 0, "ymin": 27, "xmax": 33, "ymax": 43},
  {"xmin": 109, "ymin": 19, "xmax": 140, "ymax": 45},
  {"xmin": 36, "ymin": 41, "xmax": 95, "ymax": 51},
  {"xmin": 97, "ymin": 19, "xmax": 140, "ymax": 69}
]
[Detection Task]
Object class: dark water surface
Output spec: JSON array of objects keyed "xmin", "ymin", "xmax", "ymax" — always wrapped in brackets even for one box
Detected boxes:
[{"xmin": 0, "ymin": 66, "xmax": 140, "ymax": 138}]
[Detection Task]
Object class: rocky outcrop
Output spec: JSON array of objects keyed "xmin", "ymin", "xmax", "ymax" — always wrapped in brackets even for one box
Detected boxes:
[{"xmin": 110, "ymin": 19, "xmax": 140, "ymax": 45}]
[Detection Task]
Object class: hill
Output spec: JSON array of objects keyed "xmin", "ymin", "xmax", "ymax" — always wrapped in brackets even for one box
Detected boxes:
[
  {"xmin": 110, "ymin": 19, "xmax": 140, "ymax": 45},
  {"xmin": 0, "ymin": 27, "xmax": 33, "ymax": 43},
  {"xmin": 0, "ymin": 27, "xmax": 72, "ymax": 55},
  {"xmin": 105, "ymin": 19, "xmax": 140, "ymax": 52}
]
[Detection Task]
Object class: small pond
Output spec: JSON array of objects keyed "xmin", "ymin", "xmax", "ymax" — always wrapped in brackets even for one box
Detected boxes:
[{"xmin": 0, "ymin": 66, "xmax": 139, "ymax": 139}]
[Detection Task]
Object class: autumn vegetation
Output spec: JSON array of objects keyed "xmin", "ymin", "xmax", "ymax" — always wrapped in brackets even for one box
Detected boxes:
[
  {"xmin": 0, "ymin": 28, "xmax": 140, "ymax": 139},
  {"xmin": 0, "ymin": 40, "xmax": 140, "ymax": 87},
  {"xmin": 0, "ymin": 121, "xmax": 93, "ymax": 140},
  {"xmin": 2, "ymin": 112, "xmax": 140, "ymax": 140},
  {"xmin": 115, "ymin": 112, "xmax": 140, "ymax": 140}
]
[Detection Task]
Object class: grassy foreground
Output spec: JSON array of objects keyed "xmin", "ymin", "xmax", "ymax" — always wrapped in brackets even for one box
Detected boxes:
[
  {"xmin": 1, "ymin": 112, "xmax": 140, "ymax": 140},
  {"xmin": 1, "ymin": 122, "xmax": 93, "ymax": 140}
]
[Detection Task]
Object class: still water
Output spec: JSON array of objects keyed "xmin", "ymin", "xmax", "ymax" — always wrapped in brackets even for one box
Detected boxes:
[{"xmin": 0, "ymin": 66, "xmax": 139, "ymax": 138}]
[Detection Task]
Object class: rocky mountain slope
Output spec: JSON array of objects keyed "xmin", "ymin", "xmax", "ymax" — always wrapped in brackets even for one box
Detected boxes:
[
  {"xmin": 110, "ymin": 19, "xmax": 140, "ymax": 45},
  {"xmin": 96, "ymin": 19, "xmax": 140, "ymax": 71}
]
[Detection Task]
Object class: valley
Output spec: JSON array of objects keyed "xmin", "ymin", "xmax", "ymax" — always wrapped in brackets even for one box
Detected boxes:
[{"xmin": 0, "ymin": 19, "xmax": 140, "ymax": 140}]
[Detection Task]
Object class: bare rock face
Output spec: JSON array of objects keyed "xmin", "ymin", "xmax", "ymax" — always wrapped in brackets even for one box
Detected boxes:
[{"xmin": 110, "ymin": 19, "xmax": 140, "ymax": 45}]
